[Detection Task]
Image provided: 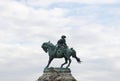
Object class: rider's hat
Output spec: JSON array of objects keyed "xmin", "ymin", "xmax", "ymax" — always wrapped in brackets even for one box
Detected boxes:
[{"xmin": 61, "ymin": 35, "xmax": 66, "ymax": 38}]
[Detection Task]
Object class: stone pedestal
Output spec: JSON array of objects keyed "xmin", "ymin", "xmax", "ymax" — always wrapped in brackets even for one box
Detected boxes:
[{"xmin": 37, "ymin": 67, "xmax": 77, "ymax": 81}]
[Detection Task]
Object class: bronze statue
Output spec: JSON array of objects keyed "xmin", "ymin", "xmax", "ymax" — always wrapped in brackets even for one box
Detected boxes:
[
  {"xmin": 41, "ymin": 35, "xmax": 81, "ymax": 69},
  {"xmin": 55, "ymin": 35, "xmax": 68, "ymax": 57}
]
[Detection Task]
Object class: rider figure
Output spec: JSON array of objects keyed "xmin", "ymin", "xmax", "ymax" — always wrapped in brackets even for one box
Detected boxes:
[
  {"xmin": 57, "ymin": 35, "xmax": 67, "ymax": 48},
  {"xmin": 55, "ymin": 35, "xmax": 68, "ymax": 55}
]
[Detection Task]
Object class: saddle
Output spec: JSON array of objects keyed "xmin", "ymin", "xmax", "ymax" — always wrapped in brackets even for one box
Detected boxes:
[{"xmin": 56, "ymin": 46, "xmax": 67, "ymax": 57}]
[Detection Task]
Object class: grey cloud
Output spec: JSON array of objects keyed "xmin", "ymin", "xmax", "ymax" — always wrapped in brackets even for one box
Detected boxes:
[{"xmin": 0, "ymin": 1, "xmax": 120, "ymax": 81}]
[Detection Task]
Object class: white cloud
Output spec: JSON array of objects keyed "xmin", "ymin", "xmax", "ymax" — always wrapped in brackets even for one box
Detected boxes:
[
  {"xmin": 0, "ymin": 1, "xmax": 29, "ymax": 20},
  {"xmin": 23, "ymin": 0, "xmax": 120, "ymax": 7}
]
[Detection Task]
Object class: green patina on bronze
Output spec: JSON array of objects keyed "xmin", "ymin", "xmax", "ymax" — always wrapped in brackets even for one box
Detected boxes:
[
  {"xmin": 44, "ymin": 67, "xmax": 71, "ymax": 73},
  {"xmin": 41, "ymin": 35, "xmax": 81, "ymax": 69}
]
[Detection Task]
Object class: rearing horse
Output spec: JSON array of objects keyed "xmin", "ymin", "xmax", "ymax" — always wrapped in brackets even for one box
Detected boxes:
[{"xmin": 41, "ymin": 41, "xmax": 81, "ymax": 68}]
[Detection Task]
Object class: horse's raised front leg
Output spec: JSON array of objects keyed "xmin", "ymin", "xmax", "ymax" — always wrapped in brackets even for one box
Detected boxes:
[
  {"xmin": 45, "ymin": 57, "xmax": 53, "ymax": 69},
  {"xmin": 66, "ymin": 58, "xmax": 71, "ymax": 68},
  {"xmin": 61, "ymin": 58, "xmax": 67, "ymax": 68}
]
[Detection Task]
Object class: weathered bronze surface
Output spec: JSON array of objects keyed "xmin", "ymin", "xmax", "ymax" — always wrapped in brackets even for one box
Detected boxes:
[
  {"xmin": 41, "ymin": 35, "xmax": 81, "ymax": 69},
  {"xmin": 44, "ymin": 67, "xmax": 71, "ymax": 73}
]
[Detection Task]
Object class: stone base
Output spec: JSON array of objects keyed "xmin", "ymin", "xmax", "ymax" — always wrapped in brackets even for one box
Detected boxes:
[{"xmin": 37, "ymin": 67, "xmax": 76, "ymax": 81}]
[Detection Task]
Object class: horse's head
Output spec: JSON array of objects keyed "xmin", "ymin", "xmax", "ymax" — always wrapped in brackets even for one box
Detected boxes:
[
  {"xmin": 41, "ymin": 42, "xmax": 49, "ymax": 53},
  {"xmin": 41, "ymin": 41, "xmax": 55, "ymax": 53}
]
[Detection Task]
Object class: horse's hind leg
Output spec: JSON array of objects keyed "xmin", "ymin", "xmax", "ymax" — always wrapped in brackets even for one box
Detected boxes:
[
  {"xmin": 61, "ymin": 58, "xmax": 67, "ymax": 68},
  {"xmin": 66, "ymin": 58, "xmax": 71, "ymax": 68}
]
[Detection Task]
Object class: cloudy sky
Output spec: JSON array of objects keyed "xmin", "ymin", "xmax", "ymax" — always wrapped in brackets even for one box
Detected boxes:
[{"xmin": 0, "ymin": 0, "xmax": 120, "ymax": 81}]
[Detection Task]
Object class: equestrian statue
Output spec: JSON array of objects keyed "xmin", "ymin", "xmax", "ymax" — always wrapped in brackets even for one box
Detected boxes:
[{"xmin": 41, "ymin": 35, "xmax": 82, "ymax": 68}]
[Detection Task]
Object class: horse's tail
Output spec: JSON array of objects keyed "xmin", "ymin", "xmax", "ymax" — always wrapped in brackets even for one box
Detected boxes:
[
  {"xmin": 73, "ymin": 56, "xmax": 81, "ymax": 63},
  {"xmin": 71, "ymin": 48, "xmax": 81, "ymax": 63}
]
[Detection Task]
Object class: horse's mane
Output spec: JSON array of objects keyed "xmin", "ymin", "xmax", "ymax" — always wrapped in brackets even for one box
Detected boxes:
[{"xmin": 48, "ymin": 42, "xmax": 56, "ymax": 47}]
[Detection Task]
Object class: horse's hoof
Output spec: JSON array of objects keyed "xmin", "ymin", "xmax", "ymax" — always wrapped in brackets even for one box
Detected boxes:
[
  {"xmin": 65, "ymin": 67, "xmax": 69, "ymax": 68},
  {"xmin": 60, "ymin": 66, "xmax": 63, "ymax": 68},
  {"xmin": 44, "ymin": 66, "xmax": 48, "ymax": 69}
]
